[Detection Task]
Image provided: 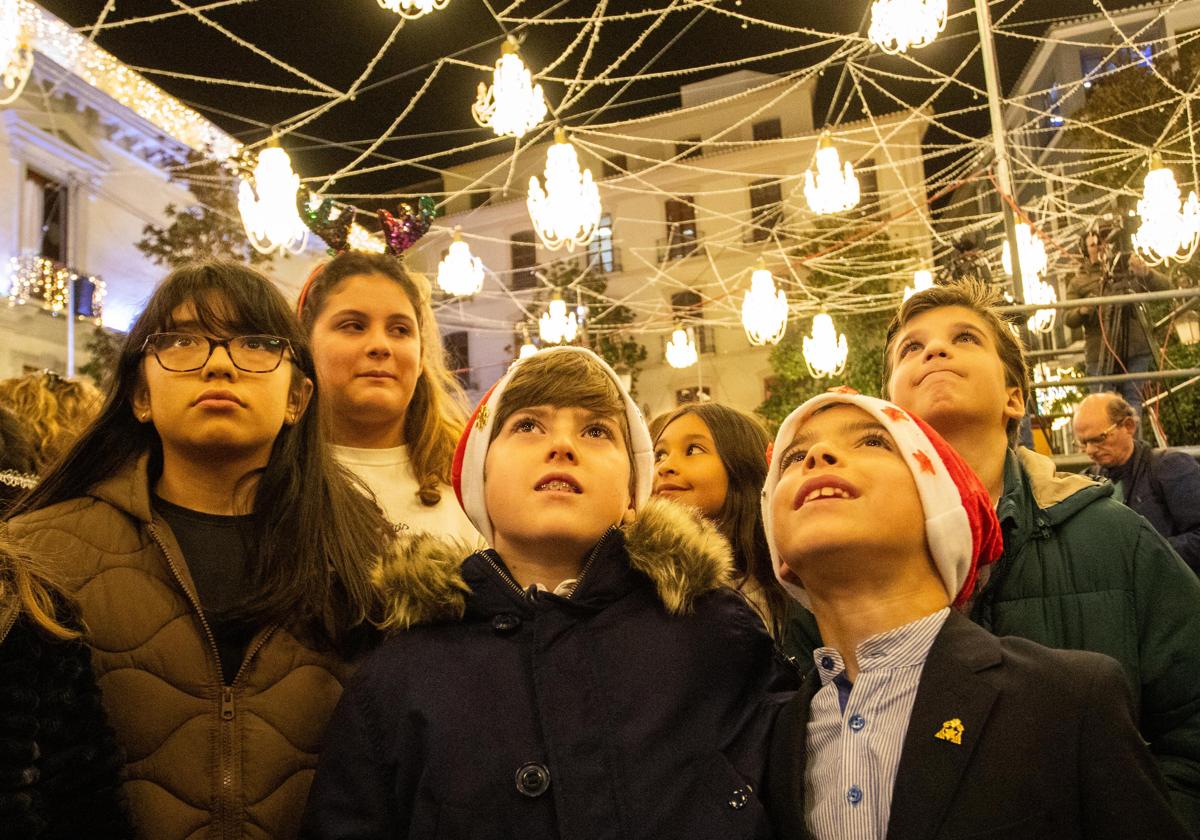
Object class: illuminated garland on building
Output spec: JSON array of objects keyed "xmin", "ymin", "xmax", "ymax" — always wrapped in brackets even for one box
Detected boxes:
[{"xmin": 6, "ymin": 255, "xmax": 105, "ymax": 324}]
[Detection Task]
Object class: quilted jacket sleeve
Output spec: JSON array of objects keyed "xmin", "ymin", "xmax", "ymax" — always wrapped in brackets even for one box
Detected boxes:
[{"xmin": 1132, "ymin": 519, "xmax": 1200, "ymax": 834}]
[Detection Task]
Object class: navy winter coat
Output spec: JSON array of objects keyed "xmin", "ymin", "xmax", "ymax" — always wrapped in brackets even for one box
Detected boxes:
[{"xmin": 301, "ymin": 498, "xmax": 800, "ymax": 840}]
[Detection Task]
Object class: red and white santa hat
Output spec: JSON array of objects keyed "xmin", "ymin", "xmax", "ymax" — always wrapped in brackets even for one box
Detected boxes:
[
  {"xmin": 761, "ymin": 390, "xmax": 1002, "ymax": 610},
  {"xmin": 451, "ymin": 346, "xmax": 654, "ymax": 545}
]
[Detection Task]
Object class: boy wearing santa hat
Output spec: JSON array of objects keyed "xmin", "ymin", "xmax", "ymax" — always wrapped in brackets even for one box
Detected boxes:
[
  {"xmin": 302, "ymin": 346, "xmax": 798, "ymax": 840},
  {"xmin": 762, "ymin": 391, "xmax": 1187, "ymax": 840}
]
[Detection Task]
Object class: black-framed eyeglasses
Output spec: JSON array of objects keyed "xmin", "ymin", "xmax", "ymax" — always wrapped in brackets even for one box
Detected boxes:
[
  {"xmin": 1075, "ymin": 421, "xmax": 1121, "ymax": 450},
  {"xmin": 141, "ymin": 332, "xmax": 293, "ymax": 373}
]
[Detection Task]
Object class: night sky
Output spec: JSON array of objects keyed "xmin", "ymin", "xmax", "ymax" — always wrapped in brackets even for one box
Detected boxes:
[{"xmin": 40, "ymin": 1, "xmax": 1150, "ymax": 202}]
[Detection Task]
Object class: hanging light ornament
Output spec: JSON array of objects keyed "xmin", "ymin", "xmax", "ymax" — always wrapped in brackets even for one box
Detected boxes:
[
  {"xmin": 437, "ymin": 228, "xmax": 485, "ymax": 296},
  {"xmin": 802, "ymin": 312, "xmax": 849, "ymax": 379},
  {"xmin": 741, "ymin": 261, "xmax": 788, "ymax": 346},
  {"xmin": 867, "ymin": 0, "xmax": 947, "ymax": 55},
  {"xmin": 527, "ymin": 128, "xmax": 601, "ymax": 252},
  {"xmin": 1132, "ymin": 154, "xmax": 1200, "ymax": 266},
  {"xmin": 804, "ymin": 133, "xmax": 860, "ymax": 215},
  {"xmin": 1000, "ymin": 222, "xmax": 1057, "ymax": 333},
  {"xmin": 538, "ymin": 293, "xmax": 578, "ymax": 344},
  {"xmin": 665, "ymin": 326, "xmax": 698, "ymax": 369},
  {"xmin": 377, "ymin": 0, "xmax": 449, "ymax": 19},
  {"xmin": 238, "ymin": 144, "xmax": 308, "ymax": 256},
  {"xmin": 472, "ymin": 37, "xmax": 547, "ymax": 139},
  {"xmin": 347, "ymin": 222, "xmax": 386, "ymax": 254},
  {"xmin": 0, "ymin": 0, "xmax": 32, "ymax": 106},
  {"xmin": 903, "ymin": 269, "xmax": 935, "ymax": 301}
]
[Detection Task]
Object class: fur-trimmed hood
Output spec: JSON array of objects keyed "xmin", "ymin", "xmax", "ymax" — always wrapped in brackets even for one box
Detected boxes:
[{"xmin": 373, "ymin": 496, "xmax": 735, "ymax": 633}]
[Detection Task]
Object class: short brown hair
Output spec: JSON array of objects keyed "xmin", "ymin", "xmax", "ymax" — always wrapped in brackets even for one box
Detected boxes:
[
  {"xmin": 491, "ymin": 351, "xmax": 635, "ymax": 494},
  {"xmin": 882, "ymin": 280, "xmax": 1029, "ymax": 440}
]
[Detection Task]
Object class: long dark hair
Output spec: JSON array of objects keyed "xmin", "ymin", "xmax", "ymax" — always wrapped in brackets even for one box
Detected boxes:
[
  {"xmin": 654, "ymin": 402, "xmax": 788, "ymax": 638},
  {"xmin": 297, "ymin": 252, "xmax": 466, "ymax": 506},
  {"xmin": 7, "ymin": 261, "xmax": 392, "ymax": 650}
]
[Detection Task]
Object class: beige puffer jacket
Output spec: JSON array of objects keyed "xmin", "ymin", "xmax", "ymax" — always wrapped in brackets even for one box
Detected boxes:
[{"xmin": 7, "ymin": 454, "xmax": 358, "ymax": 840}]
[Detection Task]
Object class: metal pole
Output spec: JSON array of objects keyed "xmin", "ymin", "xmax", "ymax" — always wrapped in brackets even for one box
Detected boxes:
[
  {"xmin": 974, "ymin": 0, "xmax": 1025, "ymax": 305},
  {"xmin": 65, "ymin": 273, "xmax": 75, "ymax": 377}
]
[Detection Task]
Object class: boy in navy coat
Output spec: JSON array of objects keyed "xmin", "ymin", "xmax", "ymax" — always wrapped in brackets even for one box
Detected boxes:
[
  {"xmin": 302, "ymin": 347, "xmax": 798, "ymax": 840},
  {"xmin": 762, "ymin": 391, "xmax": 1189, "ymax": 840}
]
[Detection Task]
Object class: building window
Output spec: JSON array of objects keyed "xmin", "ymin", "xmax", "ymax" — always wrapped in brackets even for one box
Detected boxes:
[
  {"xmin": 675, "ymin": 386, "xmax": 711, "ymax": 406},
  {"xmin": 443, "ymin": 330, "xmax": 471, "ymax": 389},
  {"xmin": 603, "ymin": 154, "xmax": 628, "ymax": 178},
  {"xmin": 749, "ymin": 179, "xmax": 783, "ymax": 241},
  {"xmin": 510, "ymin": 230, "xmax": 538, "ymax": 290},
  {"xmin": 665, "ymin": 198, "xmax": 698, "ymax": 259},
  {"xmin": 22, "ymin": 169, "xmax": 69, "ymax": 263},
  {"xmin": 752, "ymin": 118, "xmax": 782, "ymax": 142},
  {"xmin": 1046, "ymin": 82, "xmax": 1064, "ymax": 127},
  {"xmin": 469, "ymin": 190, "xmax": 491, "ymax": 209},
  {"xmin": 670, "ymin": 290, "xmax": 714, "ymax": 354},
  {"xmin": 675, "ymin": 137, "xmax": 701, "ymax": 159},
  {"xmin": 587, "ymin": 213, "xmax": 617, "ymax": 273},
  {"xmin": 856, "ymin": 158, "xmax": 880, "ymax": 215}
]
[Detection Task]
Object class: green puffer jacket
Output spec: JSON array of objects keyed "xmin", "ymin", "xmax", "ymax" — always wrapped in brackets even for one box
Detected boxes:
[{"xmin": 971, "ymin": 448, "xmax": 1200, "ymax": 834}]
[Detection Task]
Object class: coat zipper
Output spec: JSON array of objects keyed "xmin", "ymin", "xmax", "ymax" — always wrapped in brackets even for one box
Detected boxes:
[
  {"xmin": 149, "ymin": 524, "xmax": 276, "ymax": 840},
  {"xmin": 566, "ymin": 529, "xmax": 613, "ymax": 601},
  {"xmin": 482, "ymin": 552, "xmax": 530, "ymax": 601}
]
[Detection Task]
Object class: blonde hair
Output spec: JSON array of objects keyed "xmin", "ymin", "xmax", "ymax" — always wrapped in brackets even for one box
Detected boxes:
[
  {"xmin": 299, "ymin": 252, "xmax": 468, "ymax": 506},
  {"xmin": 0, "ymin": 372, "xmax": 102, "ymax": 473},
  {"xmin": 0, "ymin": 527, "xmax": 78, "ymax": 640}
]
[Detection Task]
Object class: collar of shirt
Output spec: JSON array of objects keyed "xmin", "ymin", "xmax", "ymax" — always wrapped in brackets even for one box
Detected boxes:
[{"xmin": 810, "ymin": 608, "xmax": 951, "ymax": 687}]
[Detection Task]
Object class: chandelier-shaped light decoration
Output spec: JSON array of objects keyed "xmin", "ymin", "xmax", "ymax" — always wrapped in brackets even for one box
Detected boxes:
[
  {"xmin": 0, "ymin": 0, "xmax": 33, "ymax": 106},
  {"xmin": 868, "ymin": 0, "xmax": 948, "ymax": 55},
  {"xmin": 538, "ymin": 293, "xmax": 578, "ymax": 344},
  {"xmin": 238, "ymin": 145, "xmax": 308, "ymax": 256},
  {"xmin": 1132, "ymin": 155, "xmax": 1200, "ymax": 266},
  {"xmin": 804, "ymin": 132, "xmax": 860, "ymax": 215},
  {"xmin": 741, "ymin": 261, "xmax": 788, "ymax": 346},
  {"xmin": 437, "ymin": 228, "xmax": 486, "ymax": 296},
  {"xmin": 903, "ymin": 269, "xmax": 935, "ymax": 301},
  {"xmin": 472, "ymin": 37, "xmax": 547, "ymax": 139},
  {"xmin": 1000, "ymin": 222, "xmax": 1057, "ymax": 333},
  {"xmin": 803, "ymin": 312, "xmax": 849, "ymax": 379},
  {"xmin": 665, "ymin": 326, "xmax": 698, "ymax": 369},
  {"xmin": 377, "ymin": 0, "xmax": 449, "ymax": 19},
  {"xmin": 347, "ymin": 222, "xmax": 386, "ymax": 254},
  {"xmin": 527, "ymin": 128, "xmax": 601, "ymax": 252}
]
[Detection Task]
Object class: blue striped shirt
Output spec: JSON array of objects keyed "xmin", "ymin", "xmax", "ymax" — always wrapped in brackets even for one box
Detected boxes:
[{"xmin": 805, "ymin": 608, "xmax": 951, "ymax": 840}]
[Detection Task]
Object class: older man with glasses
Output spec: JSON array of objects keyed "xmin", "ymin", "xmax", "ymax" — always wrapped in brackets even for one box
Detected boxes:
[{"xmin": 1074, "ymin": 392, "xmax": 1200, "ymax": 572}]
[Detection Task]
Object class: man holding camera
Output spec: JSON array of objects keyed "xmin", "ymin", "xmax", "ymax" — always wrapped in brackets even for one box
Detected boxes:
[{"xmin": 1065, "ymin": 215, "xmax": 1171, "ymax": 418}]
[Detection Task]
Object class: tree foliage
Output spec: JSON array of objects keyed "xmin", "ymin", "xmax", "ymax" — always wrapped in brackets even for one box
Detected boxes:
[
  {"xmin": 136, "ymin": 152, "xmax": 273, "ymax": 269},
  {"xmin": 78, "ymin": 325, "xmax": 123, "ymax": 391},
  {"xmin": 758, "ymin": 223, "xmax": 914, "ymax": 428}
]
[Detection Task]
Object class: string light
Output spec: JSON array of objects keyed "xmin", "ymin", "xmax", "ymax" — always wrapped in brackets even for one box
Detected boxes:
[
  {"xmin": 527, "ymin": 128, "xmax": 601, "ymax": 252},
  {"xmin": 804, "ymin": 132, "xmax": 860, "ymax": 215},
  {"xmin": 741, "ymin": 260, "xmax": 788, "ymax": 345},
  {"xmin": 472, "ymin": 37, "xmax": 547, "ymax": 139},
  {"xmin": 1000, "ymin": 222, "xmax": 1057, "ymax": 333},
  {"xmin": 802, "ymin": 312, "xmax": 848, "ymax": 379},
  {"xmin": 237, "ymin": 144, "xmax": 308, "ymax": 256},
  {"xmin": 538, "ymin": 293, "xmax": 578, "ymax": 344},
  {"xmin": 6, "ymin": 255, "xmax": 105, "ymax": 325},
  {"xmin": 903, "ymin": 269, "xmax": 934, "ymax": 301},
  {"xmin": 868, "ymin": 0, "xmax": 947, "ymax": 55},
  {"xmin": 1132, "ymin": 155, "xmax": 1200, "ymax": 266},
  {"xmin": 0, "ymin": 0, "xmax": 32, "ymax": 106},
  {"xmin": 665, "ymin": 326, "xmax": 698, "ymax": 369},
  {"xmin": 347, "ymin": 221, "xmax": 386, "ymax": 254},
  {"xmin": 377, "ymin": 0, "xmax": 450, "ymax": 19},
  {"xmin": 1032, "ymin": 364, "xmax": 1082, "ymax": 432},
  {"xmin": 437, "ymin": 227, "xmax": 486, "ymax": 296}
]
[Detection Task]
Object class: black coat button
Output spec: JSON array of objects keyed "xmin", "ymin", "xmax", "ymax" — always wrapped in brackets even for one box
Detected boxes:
[
  {"xmin": 515, "ymin": 763, "xmax": 551, "ymax": 797},
  {"xmin": 728, "ymin": 785, "xmax": 752, "ymax": 810},
  {"xmin": 492, "ymin": 614, "xmax": 521, "ymax": 634}
]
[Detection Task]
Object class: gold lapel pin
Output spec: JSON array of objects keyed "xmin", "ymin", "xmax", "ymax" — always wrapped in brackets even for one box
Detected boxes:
[{"xmin": 935, "ymin": 718, "xmax": 964, "ymax": 745}]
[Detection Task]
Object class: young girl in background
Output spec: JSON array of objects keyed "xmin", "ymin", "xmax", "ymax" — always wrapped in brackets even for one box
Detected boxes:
[
  {"xmin": 652, "ymin": 403, "xmax": 791, "ymax": 638},
  {"xmin": 298, "ymin": 252, "xmax": 477, "ymax": 545},
  {"xmin": 7, "ymin": 261, "xmax": 393, "ymax": 840}
]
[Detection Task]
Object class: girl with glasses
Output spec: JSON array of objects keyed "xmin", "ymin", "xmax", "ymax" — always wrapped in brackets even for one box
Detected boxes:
[
  {"xmin": 6, "ymin": 261, "xmax": 393, "ymax": 839},
  {"xmin": 298, "ymin": 252, "xmax": 478, "ymax": 545}
]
